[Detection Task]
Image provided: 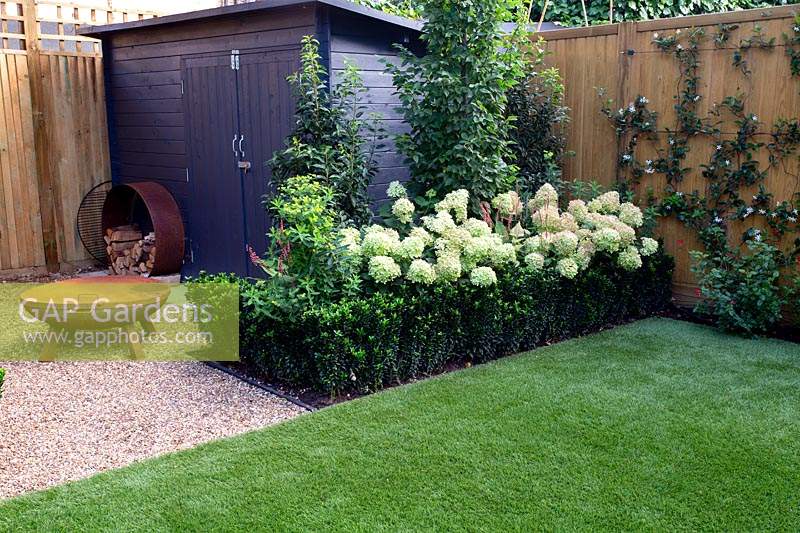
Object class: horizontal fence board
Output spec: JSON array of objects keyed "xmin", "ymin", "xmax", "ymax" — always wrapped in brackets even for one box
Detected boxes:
[
  {"xmin": 118, "ymin": 162, "xmax": 186, "ymax": 181},
  {"xmin": 116, "ymin": 125, "xmax": 184, "ymax": 141},
  {"xmin": 114, "ymin": 111, "xmax": 184, "ymax": 127},
  {"xmin": 112, "ymin": 97, "xmax": 182, "ymax": 114},
  {"xmin": 115, "ymin": 138, "xmax": 186, "ymax": 155},
  {"xmin": 114, "ymin": 83, "xmax": 182, "ymax": 100},
  {"xmin": 110, "ymin": 55, "xmax": 181, "ymax": 75},
  {"xmin": 110, "ymin": 69, "xmax": 181, "ymax": 87},
  {"xmin": 117, "ymin": 150, "xmax": 187, "ymax": 168}
]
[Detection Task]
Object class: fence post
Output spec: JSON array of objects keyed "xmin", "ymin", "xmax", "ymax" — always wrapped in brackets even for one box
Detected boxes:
[{"xmin": 22, "ymin": 0, "xmax": 60, "ymax": 272}]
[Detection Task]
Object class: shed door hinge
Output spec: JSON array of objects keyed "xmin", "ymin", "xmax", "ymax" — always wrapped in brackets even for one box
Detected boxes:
[
  {"xmin": 185, "ymin": 168, "xmax": 190, "ymax": 182},
  {"xmin": 231, "ymin": 49, "xmax": 240, "ymax": 71},
  {"xmin": 180, "ymin": 79, "xmax": 185, "ymax": 95}
]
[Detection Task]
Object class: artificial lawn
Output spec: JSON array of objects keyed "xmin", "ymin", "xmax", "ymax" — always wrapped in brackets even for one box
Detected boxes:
[{"xmin": 2, "ymin": 318, "xmax": 799, "ymax": 531}]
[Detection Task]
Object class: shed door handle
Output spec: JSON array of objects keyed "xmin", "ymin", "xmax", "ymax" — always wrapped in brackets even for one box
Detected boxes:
[
  {"xmin": 238, "ymin": 135, "xmax": 245, "ymax": 159},
  {"xmin": 232, "ymin": 134, "xmax": 239, "ymax": 157}
]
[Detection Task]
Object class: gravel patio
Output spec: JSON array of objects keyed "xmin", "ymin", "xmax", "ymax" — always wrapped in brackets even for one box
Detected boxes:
[{"xmin": 0, "ymin": 362, "xmax": 306, "ymax": 499}]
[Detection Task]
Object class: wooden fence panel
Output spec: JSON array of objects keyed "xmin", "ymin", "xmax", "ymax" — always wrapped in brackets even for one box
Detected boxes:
[
  {"xmin": 0, "ymin": 0, "xmax": 154, "ymax": 275},
  {"xmin": 0, "ymin": 52, "xmax": 44, "ymax": 270},
  {"xmin": 38, "ymin": 54, "xmax": 110, "ymax": 263},
  {"xmin": 537, "ymin": 5, "xmax": 800, "ymax": 305}
]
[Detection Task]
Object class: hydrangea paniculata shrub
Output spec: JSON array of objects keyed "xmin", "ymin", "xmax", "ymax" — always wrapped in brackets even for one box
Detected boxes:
[{"xmin": 342, "ymin": 182, "xmax": 658, "ymax": 285}]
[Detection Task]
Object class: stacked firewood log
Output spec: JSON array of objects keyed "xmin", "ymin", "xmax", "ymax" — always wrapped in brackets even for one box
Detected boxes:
[{"xmin": 105, "ymin": 225, "xmax": 157, "ymax": 276}]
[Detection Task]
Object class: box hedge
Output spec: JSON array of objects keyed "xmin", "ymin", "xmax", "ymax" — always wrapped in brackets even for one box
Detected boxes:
[{"xmin": 235, "ymin": 250, "xmax": 673, "ymax": 395}]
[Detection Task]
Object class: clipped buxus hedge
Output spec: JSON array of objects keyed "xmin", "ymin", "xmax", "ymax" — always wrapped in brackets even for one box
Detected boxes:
[{"xmin": 238, "ymin": 250, "xmax": 673, "ymax": 395}]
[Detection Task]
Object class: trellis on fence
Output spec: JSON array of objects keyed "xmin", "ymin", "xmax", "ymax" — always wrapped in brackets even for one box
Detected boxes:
[
  {"xmin": 0, "ymin": 0, "xmax": 154, "ymax": 275},
  {"xmin": 535, "ymin": 5, "xmax": 800, "ymax": 305}
]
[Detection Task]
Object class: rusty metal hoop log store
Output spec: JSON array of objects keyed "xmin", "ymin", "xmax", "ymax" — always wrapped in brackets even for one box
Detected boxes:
[{"xmin": 101, "ymin": 182, "xmax": 185, "ymax": 276}]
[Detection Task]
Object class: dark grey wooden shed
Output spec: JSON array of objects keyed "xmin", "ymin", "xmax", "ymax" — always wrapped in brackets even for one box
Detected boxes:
[{"xmin": 82, "ymin": 0, "xmax": 422, "ymax": 277}]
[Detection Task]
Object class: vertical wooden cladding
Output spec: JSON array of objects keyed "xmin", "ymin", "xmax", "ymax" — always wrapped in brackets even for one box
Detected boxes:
[{"xmin": 536, "ymin": 6, "xmax": 800, "ymax": 304}]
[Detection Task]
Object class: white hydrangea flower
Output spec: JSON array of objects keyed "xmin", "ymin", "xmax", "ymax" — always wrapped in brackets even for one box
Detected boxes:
[
  {"xmin": 617, "ymin": 246, "xmax": 643, "ymax": 271},
  {"xmin": 440, "ymin": 227, "xmax": 473, "ymax": 252},
  {"xmin": 391, "ymin": 197, "xmax": 415, "ymax": 224},
  {"xmin": 587, "ymin": 198, "xmax": 602, "ymax": 213},
  {"xmin": 386, "ymin": 181, "xmax": 407, "ymax": 199},
  {"xmin": 339, "ymin": 227, "xmax": 363, "ymax": 257},
  {"xmin": 578, "ymin": 238, "xmax": 596, "ymax": 257},
  {"xmin": 463, "ymin": 218, "xmax": 492, "ymax": 238},
  {"xmin": 573, "ymin": 200, "xmax": 591, "ymax": 220},
  {"xmin": 339, "ymin": 227, "xmax": 361, "ymax": 243},
  {"xmin": 434, "ymin": 252, "xmax": 462, "ymax": 283},
  {"xmin": 489, "ymin": 242, "xmax": 518, "ymax": 267},
  {"xmin": 525, "ymin": 235, "xmax": 546, "ymax": 255},
  {"xmin": 406, "ymin": 259, "xmax": 437, "ymax": 285},
  {"xmin": 492, "ymin": 191, "xmax": 521, "ymax": 218},
  {"xmin": 559, "ymin": 212, "xmax": 579, "ymax": 232},
  {"xmin": 618, "ymin": 202, "xmax": 644, "ymax": 228},
  {"xmin": 588, "ymin": 191, "xmax": 621, "ymax": 214},
  {"xmin": 368, "ymin": 256, "xmax": 401, "ymax": 283},
  {"xmin": 509, "ymin": 222, "xmax": 529, "ymax": 239},
  {"xmin": 361, "ymin": 228, "xmax": 401, "ymax": 257},
  {"xmin": 592, "ymin": 227, "xmax": 622, "ymax": 253},
  {"xmin": 612, "ymin": 221, "xmax": 637, "ymax": 246},
  {"xmin": 363, "ymin": 224, "xmax": 386, "ymax": 235},
  {"xmin": 436, "ymin": 189, "xmax": 470, "ymax": 222},
  {"xmin": 640, "ymin": 237, "xmax": 659, "ymax": 257},
  {"xmin": 552, "ymin": 231, "xmax": 579, "ymax": 257},
  {"xmin": 409, "ymin": 226, "xmax": 433, "ymax": 246},
  {"xmin": 531, "ymin": 206, "xmax": 562, "ymax": 232},
  {"xmin": 524, "ymin": 252, "xmax": 545, "ymax": 271},
  {"xmin": 556, "ymin": 257, "xmax": 579, "ymax": 279},
  {"xmin": 423, "ymin": 211, "xmax": 457, "ymax": 235},
  {"xmin": 585, "ymin": 212, "xmax": 614, "ymax": 230},
  {"xmin": 573, "ymin": 248, "xmax": 592, "ymax": 271},
  {"xmin": 397, "ymin": 236, "xmax": 425, "ymax": 260},
  {"xmin": 434, "ymin": 237, "xmax": 459, "ymax": 258},
  {"xmin": 462, "ymin": 236, "xmax": 493, "ymax": 269},
  {"xmin": 530, "ymin": 183, "xmax": 559, "ymax": 210},
  {"xmin": 470, "ymin": 266, "xmax": 498, "ymax": 288}
]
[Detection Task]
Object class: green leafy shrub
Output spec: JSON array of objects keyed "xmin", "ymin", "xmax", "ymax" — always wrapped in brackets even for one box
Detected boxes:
[
  {"xmin": 691, "ymin": 240, "xmax": 787, "ymax": 335},
  {"xmin": 506, "ymin": 40, "xmax": 570, "ymax": 199},
  {"xmin": 307, "ymin": 293, "xmax": 404, "ymax": 392},
  {"xmin": 385, "ymin": 0, "xmax": 527, "ymax": 212},
  {"xmin": 0, "ymin": 368, "xmax": 4, "ymax": 399},
  {"xmin": 270, "ymin": 36, "xmax": 380, "ymax": 226},
  {"xmin": 252, "ymin": 175, "xmax": 361, "ymax": 319}
]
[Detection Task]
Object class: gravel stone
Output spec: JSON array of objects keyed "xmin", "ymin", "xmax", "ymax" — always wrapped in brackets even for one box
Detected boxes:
[{"xmin": 0, "ymin": 362, "xmax": 306, "ymax": 499}]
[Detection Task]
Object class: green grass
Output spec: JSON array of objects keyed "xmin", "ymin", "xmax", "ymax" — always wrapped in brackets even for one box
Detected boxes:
[{"xmin": 2, "ymin": 318, "xmax": 799, "ymax": 531}]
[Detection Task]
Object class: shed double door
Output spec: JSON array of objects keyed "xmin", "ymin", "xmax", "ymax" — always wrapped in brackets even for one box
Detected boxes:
[{"xmin": 183, "ymin": 49, "xmax": 298, "ymax": 276}]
